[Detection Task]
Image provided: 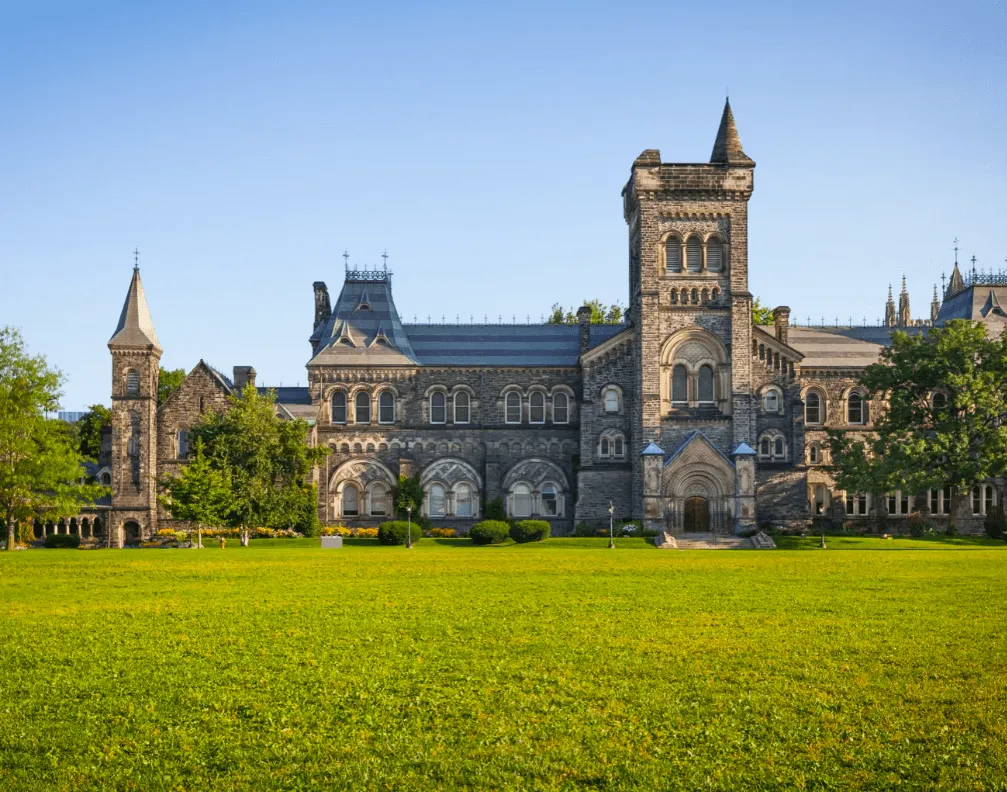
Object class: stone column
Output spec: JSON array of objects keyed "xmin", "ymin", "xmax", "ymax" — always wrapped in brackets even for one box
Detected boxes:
[
  {"xmin": 641, "ymin": 443, "xmax": 665, "ymax": 534},
  {"xmin": 731, "ymin": 443, "xmax": 757, "ymax": 535}
]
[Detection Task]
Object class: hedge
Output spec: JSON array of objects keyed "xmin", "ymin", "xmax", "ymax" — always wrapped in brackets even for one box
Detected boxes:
[
  {"xmin": 44, "ymin": 534, "xmax": 80, "ymax": 549},
  {"xmin": 377, "ymin": 521, "xmax": 422, "ymax": 546},
  {"xmin": 470, "ymin": 520, "xmax": 511, "ymax": 546},
  {"xmin": 510, "ymin": 520, "xmax": 551, "ymax": 543}
]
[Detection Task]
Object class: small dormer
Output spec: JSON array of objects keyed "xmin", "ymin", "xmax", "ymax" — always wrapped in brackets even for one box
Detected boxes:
[{"xmin": 355, "ymin": 290, "xmax": 372, "ymax": 311}]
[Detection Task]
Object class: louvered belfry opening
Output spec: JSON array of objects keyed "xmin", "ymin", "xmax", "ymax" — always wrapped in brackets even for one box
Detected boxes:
[
  {"xmin": 666, "ymin": 236, "xmax": 682, "ymax": 272},
  {"xmin": 686, "ymin": 236, "xmax": 702, "ymax": 272},
  {"xmin": 706, "ymin": 238, "xmax": 722, "ymax": 272}
]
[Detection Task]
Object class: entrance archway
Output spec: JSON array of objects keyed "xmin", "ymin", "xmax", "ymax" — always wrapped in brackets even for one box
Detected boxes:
[
  {"xmin": 684, "ymin": 497, "xmax": 710, "ymax": 533},
  {"xmin": 124, "ymin": 521, "xmax": 141, "ymax": 544}
]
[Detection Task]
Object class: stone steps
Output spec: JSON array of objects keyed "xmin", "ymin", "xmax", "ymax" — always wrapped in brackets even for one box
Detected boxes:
[{"xmin": 655, "ymin": 531, "xmax": 776, "ymax": 550}]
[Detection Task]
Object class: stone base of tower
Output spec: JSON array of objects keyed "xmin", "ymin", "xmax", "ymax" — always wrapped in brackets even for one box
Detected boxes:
[{"xmin": 108, "ymin": 509, "xmax": 158, "ymax": 548}]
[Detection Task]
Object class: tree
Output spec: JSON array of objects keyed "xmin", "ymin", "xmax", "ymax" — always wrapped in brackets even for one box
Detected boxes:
[
  {"xmin": 395, "ymin": 474, "xmax": 424, "ymax": 517},
  {"xmin": 158, "ymin": 367, "xmax": 186, "ymax": 406},
  {"xmin": 827, "ymin": 320, "xmax": 1007, "ymax": 531},
  {"xmin": 74, "ymin": 404, "xmax": 111, "ymax": 461},
  {"xmin": 547, "ymin": 300, "xmax": 624, "ymax": 325},
  {"xmin": 752, "ymin": 299, "xmax": 775, "ymax": 325},
  {"xmin": 190, "ymin": 384, "xmax": 328, "ymax": 545},
  {"xmin": 0, "ymin": 327, "xmax": 106, "ymax": 550},
  {"xmin": 159, "ymin": 438, "xmax": 230, "ymax": 548}
]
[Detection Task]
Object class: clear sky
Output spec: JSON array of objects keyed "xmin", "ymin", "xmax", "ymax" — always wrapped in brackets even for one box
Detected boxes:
[{"xmin": 2, "ymin": 1, "xmax": 1004, "ymax": 410}]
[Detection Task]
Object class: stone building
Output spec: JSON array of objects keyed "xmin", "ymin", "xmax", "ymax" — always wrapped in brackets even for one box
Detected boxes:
[{"xmin": 96, "ymin": 100, "xmax": 1000, "ymax": 545}]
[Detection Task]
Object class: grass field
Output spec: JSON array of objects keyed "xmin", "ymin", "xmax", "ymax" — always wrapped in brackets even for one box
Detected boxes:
[{"xmin": 2, "ymin": 537, "xmax": 1006, "ymax": 791}]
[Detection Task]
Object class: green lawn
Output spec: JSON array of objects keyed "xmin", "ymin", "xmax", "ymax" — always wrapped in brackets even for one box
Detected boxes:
[{"xmin": 2, "ymin": 538, "xmax": 1006, "ymax": 791}]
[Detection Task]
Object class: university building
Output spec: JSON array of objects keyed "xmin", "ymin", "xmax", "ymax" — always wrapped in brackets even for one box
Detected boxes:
[{"xmin": 86, "ymin": 100, "xmax": 1001, "ymax": 545}]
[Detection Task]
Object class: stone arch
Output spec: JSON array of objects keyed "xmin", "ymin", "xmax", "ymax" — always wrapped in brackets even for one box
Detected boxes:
[
  {"xmin": 503, "ymin": 458, "xmax": 568, "ymax": 491},
  {"xmin": 420, "ymin": 457, "xmax": 482, "ymax": 489},
  {"xmin": 660, "ymin": 328, "xmax": 729, "ymax": 413}
]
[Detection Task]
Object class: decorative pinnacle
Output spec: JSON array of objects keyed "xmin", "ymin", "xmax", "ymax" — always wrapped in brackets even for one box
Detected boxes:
[
  {"xmin": 133, "ymin": 247, "xmax": 140, "ymax": 271},
  {"xmin": 342, "ymin": 250, "xmax": 350, "ymax": 272},
  {"xmin": 953, "ymin": 237, "xmax": 959, "ymax": 264}
]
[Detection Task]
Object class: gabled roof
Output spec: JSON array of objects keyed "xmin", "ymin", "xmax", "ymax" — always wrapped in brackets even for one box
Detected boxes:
[
  {"xmin": 710, "ymin": 99, "xmax": 754, "ymax": 167},
  {"xmin": 108, "ymin": 267, "xmax": 161, "ymax": 352},
  {"xmin": 641, "ymin": 442, "xmax": 665, "ymax": 456},
  {"xmin": 664, "ymin": 431, "xmax": 736, "ymax": 469}
]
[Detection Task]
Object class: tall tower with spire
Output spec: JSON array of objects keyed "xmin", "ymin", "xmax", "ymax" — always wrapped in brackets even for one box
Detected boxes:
[
  {"xmin": 884, "ymin": 285, "xmax": 896, "ymax": 327},
  {"xmin": 930, "ymin": 285, "xmax": 940, "ymax": 323},
  {"xmin": 108, "ymin": 261, "xmax": 162, "ymax": 546},
  {"xmin": 898, "ymin": 276, "xmax": 911, "ymax": 327}
]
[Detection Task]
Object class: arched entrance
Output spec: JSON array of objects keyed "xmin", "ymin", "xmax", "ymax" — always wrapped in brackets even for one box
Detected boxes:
[
  {"xmin": 124, "ymin": 521, "xmax": 141, "ymax": 544},
  {"xmin": 684, "ymin": 497, "xmax": 710, "ymax": 533}
]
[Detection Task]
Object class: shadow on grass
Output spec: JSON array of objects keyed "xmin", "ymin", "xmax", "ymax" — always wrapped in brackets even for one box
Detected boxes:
[{"xmin": 775, "ymin": 533, "xmax": 1006, "ymax": 551}]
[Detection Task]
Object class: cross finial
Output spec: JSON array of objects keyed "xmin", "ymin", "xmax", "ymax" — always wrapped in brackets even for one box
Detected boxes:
[
  {"xmin": 382, "ymin": 250, "xmax": 388, "ymax": 270},
  {"xmin": 133, "ymin": 247, "xmax": 140, "ymax": 271},
  {"xmin": 953, "ymin": 238, "xmax": 959, "ymax": 264},
  {"xmin": 343, "ymin": 250, "xmax": 350, "ymax": 271}
]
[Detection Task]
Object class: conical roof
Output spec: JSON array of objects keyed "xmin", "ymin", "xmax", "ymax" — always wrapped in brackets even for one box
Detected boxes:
[
  {"xmin": 710, "ymin": 99, "xmax": 754, "ymax": 166},
  {"xmin": 946, "ymin": 263, "xmax": 965, "ymax": 299},
  {"xmin": 108, "ymin": 267, "xmax": 161, "ymax": 352}
]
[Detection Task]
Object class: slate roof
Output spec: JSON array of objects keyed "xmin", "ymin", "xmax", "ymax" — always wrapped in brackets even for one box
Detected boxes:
[
  {"xmin": 108, "ymin": 267, "xmax": 161, "ymax": 352},
  {"xmin": 935, "ymin": 285, "xmax": 1007, "ymax": 324},
  {"xmin": 787, "ymin": 326, "xmax": 923, "ymax": 368},
  {"xmin": 256, "ymin": 386, "xmax": 316, "ymax": 424}
]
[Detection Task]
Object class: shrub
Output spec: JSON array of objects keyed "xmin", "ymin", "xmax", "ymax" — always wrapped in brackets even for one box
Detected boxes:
[
  {"xmin": 426, "ymin": 527, "xmax": 457, "ymax": 538},
  {"xmin": 484, "ymin": 497, "xmax": 506, "ymax": 521},
  {"xmin": 618, "ymin": 521, "xmax": 641, "ymax": 536},
  {"xmin": 469, "ymin": 520, "xmax": 511, "ymax": 545},
  {"xmin": 907, "ymin": 511, "xmax": 926, "ymax": 538},
  {"xmin": 510, "ymin": 520, "xmax": 551, "ymax": 543},
  {"xmin": 574, "ymin": 521, "xmax": 596, "ymax": 537},
  {"xmin": 44, "ymin": 534, "xmax": 80, "ymax": 549},
  {"xmin": 356, "ymin": 527, "xmax": 379, "ymax": 538},
  {"xmin": 377, "ymin": 521, "xmax": 422, "ymax": 546},
  {"xmin": 984, "ymin": 518, "xmax": 1006, "ymax": 540}
]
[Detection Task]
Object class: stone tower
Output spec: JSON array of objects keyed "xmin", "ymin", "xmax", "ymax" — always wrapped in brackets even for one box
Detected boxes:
[
  {"xmin": 623, "ymin": 99, "xmax": 756, "ymax": 530},
  {"xmin": 898, "ymin": 276, "xmax": 911, "ymax": 327},
  {"xmin": 108, "ymin": 265, "xmax": 162, "ymax": 546}
]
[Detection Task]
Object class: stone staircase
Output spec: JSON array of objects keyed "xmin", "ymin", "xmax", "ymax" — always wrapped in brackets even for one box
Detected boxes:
[{"xmin": 655, "ymin": 531, "xmax": 776, "ymax": 550}]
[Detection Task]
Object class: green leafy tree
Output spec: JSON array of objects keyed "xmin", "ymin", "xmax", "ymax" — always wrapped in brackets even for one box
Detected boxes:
[
  {"xmin": 752, "ymin": 299, "xmax": 775, "ymax": 325},
  {"xmin": 547, "ymin": 300, "xmax": 624, "ymax": 325},
  {"xmin": 159, "ymin": 438, "xmax": 230, "ymax": 548},
  {"xmin": 190, "ymin": 384, "xmax": 328, "ymax": 545},
  {"xmin": 828, "ymin": 320, "xmax": 1007, "ymax": 531},
  {"xmin": 157, "ymin": 367, "xmax": 186, "ymax": 406},
  {"xmin": 395, "ymin": 474, "xmax": 424, "ymax": 518},
  {"xmin": 0, "ymin": 327, "xmax": 106, "ymax": 550},
  {"xmin": 74, "ymin": 404, "xmax": 111, "ymax": 461}
]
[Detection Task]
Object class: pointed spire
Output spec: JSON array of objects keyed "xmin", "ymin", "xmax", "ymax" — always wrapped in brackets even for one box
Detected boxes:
[
  {"xmin": 884, "ymin": 285, "xmax": 896, "ymax": 327},
  {"xmin": 108, "ymin": 265, "xmax": 161, "ymax": 352},
  {"xmin": 931, "ymin": 285, "xmax": 941, "ymax": 323},
  {"xmin": 898, "ymin": 276, "xmax": 911, "ymax": 327},
  {"xmin": 710, "ymin": 99, "xmax": 754, "ymax": 166},
  {"xmin": 947, "ymin": 262, "xmax": 965, "ymax": 299}
]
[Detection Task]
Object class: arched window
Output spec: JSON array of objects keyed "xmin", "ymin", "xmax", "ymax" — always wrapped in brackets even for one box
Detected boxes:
[
  {"xmin": 690, "ymin": 287, "xmax": 698, "ymax": 304},
  {"xmin": 698, "ymin": 365, "xmax": 715, "ymax": 404},
  {"xmin": 809, "ymin": 444, "xmax": 820, "ymax": 464},
  {"xmin": 763, "ymin": 389, "xmax": 779, "ymax": 413},
  {"xmin": 177, "ymin": 429, "xmax": 188, "ymax": 460},
  {"xmin": 985, "ymin": 485, "xmax": 996, "ymax": 514},
  {"xmin": 600, "ymin": 437, "xmax": 611, "ymax": 458},
  {"xmin": 541, "ymin": 484, "xmax": 559, "ymax": 516},
  {"xmin": 759, "ymin": 344, "xmax": 765, "ymax": 361},
  {"xmin": 760, "ymin": 438, "xmax": 770, "ymax": 457},
  {"xmin": 454, "ymin": 483, "xmax": 474, "ymax": 517},
  {"xmin": 454, "ymin": 392, "xmax": 470, "ymax": 424},
  {"xmin": 355, "ymin": 392, "xmax": 371, "ymax": 424},
  {"xmin": 529, "ymin": 392, "xmax": 545, "ymax": 424},
  {"xmin": 706, "ymin": 237, "xmax": 723, "ymax": 272},
  {"xmin": 613, "ymin": 436, "xmax": 625, "ymax": 459},
  {"xmin": 848, "ymin": 392, "xmax": 866, "ymax": 424},
  {"xmin": 932, "ymin": 392, "xmax": 947, "ymax": 410},
  {"xmin": 670, "ymin": 290, "xmax": 678, "ymax": 305},
  {"xmin": 511, "ymin": 484, "xmax": 533, "ymax": 518},
  {"xmin": 680, "ymin": 288, "xmax": 689, "ymax": 305},
  {"xmin": 973, "ymin": 486, "xmax": 981, "ymax": 515},
  {"xmin": 427, "ymin": 484, "xmax": 446, "ymax": 518},
  {"xmin": 331, "ymin": 391, "xmax": 347, "ymax": 424},
  {"xmin": 430, "ymin": 392, "xmax": 446, "ymax": 424},
  {"xmin": 774, "ymin": 437, "xmax": 785, "ymax": 458},
  {"xmin": 125, "ymin": 369, "xmax": 139, "ymax": 396},
  {"xmin": 342, "ymin": 485, "xmax": 360, "ymax": 517},
  {"xmin": 686, "ymin": 235, "xmax": 702, "ymax": 272},
  {"xmin": 671, "ymin": 365, "xmax": 688, "ymax": 404},
  {"xmin": 505, "ymin": 392, "xmax": 521, "ymax": 424},
  {"xmin": 805, "ymin": 391, "xmax": 821, "ymax": 424},
  {"xmin": 368, "ymin": 483, "xmax": 390, "ymax": 516},
  {"xmin": 100, "ymin": 471, "xmax": 111, "ymax": 486},
  {"xmin": 665, "ymin": 236, "xmax": 682, "ymax": 272},
  {"xmin": 711, "ymin": 287, "xmax": 721, "ymax": 301},
  {"xmin": 603, "ymin": 388, "xmax": 620, "ymax": 413},
  {"xmin": 701, "ymin": 288, "xmax": 709, "ymax": 304},
  {"xmin": 378, "ymin": 391, "xmax": 395, "ymax": 424},
  {"xmin": 553, "ymin": 392, "xmax": 569, "ymax": 424}
]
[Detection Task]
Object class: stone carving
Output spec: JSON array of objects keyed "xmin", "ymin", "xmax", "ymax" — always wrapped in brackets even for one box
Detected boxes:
[
  {"xmin": 503, "ymin": 458, "xmax": 568, "ymax": 490},
  {"xmin": 420, "ymin": 457, "xmax": 482, "ymax": 488}
]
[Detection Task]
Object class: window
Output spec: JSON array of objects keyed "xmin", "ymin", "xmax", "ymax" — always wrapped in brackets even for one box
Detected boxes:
[
  {"xmin": 973, "ymin": 486, "xmax": 981, "ymax": 515},
  {"xmin": 763, "ymin": 389, "xmax": 779, "ymax": 413},
  {"xmin": 759, "ymin": 438, "xmax": 770, "ymax": 457},
  {"xmin": 125, "ymin": 369, "xmax": 139, "ymax": 396},
  {"xmin": 848, "ymin": 393, "xmax": 866, "ymax": 425},
  {"xmin": 455, "ymin": 484, "xmax": 474, "ymax": 517},
  {"xmin": 100, "ymin": 471, "xmax": 111, "ymax": 486},
  {"xmin": 541, "ymin": 484, "xmax": 559, "ymax": 516},
  {"xmin": 813, "ymin": 485, "xmax": 827, "ymax": 515},
  {"xmin": 774, "ymin": 438, "xmax": 785, "ymax": 458},
  {"xmin": 805, "ymin": 392, "xmax": 821, "ymax": 424},
  {"xmin": 600, "ymin": 437, "xmax": 611, "ymax": 458},
  {"xmin": 177, "ymin": 429, "xmax": 188, "ymax": 460},
  {"xmin": 845, "ymin": 493, "xmax": 868, "ymax": 515},
  {"xmin": 706, "ymin": 237, "xmax": 723, "ymax": 272},
  {"xmin": 505, "ymin": 392, "xmax": 521, "ymax": 423},
  {"xmin": 808, "ymin": 444, "xmax": 820, "ymax": 464},
  {"xmin": 512, "ymin": 484, "xmax": 533, "ymax": 518},
  {"xmin": 691, "ymin": 288, "xmax": 699, "ymax": 304},
  {"xmin": 665, "ymin": 236, "xmax": 682, "ymax": 272},
  {"xmin": 428, "ymin": 484, "xmax": 446, "ymax": 518},
  {"xmin": 553, "ymin": 393, "xmax": 569, "ymax": 424},
  {"xmin": 932, "ymin": 392, "xmax": 947, "ymax": 410},
  {"xmin": 698, "ymin": 365, "xmax": 715, "ymax": 404},
  {"xmin": 454, "ymin": 392, "xmax": 470, "ymax": 424},
  {"xmin": 368, "ymin": 483, "xmax": 390, "ymax": 517},
  {"xmin": 613, "ymin": 436, "xmax": 625, "ymax": 458},
  {"xmin": 355, "ymin": 392, "xmax": 371, "ymax": 424},
  {"xmin": 331, "ymin": 392, "xmax": 347, "ymax": 424},
  {"xmin": 671, "ymin": 365, "xmax": 688, "ymax": 404},
  {"xmin": 888, "ymin": 492, "xmax": 911, "ymax": 516},
  {"xmin": 603, "ymin": 388, "xmax": 620, "ymax": 413},
  {"xmin": 685, "ymin": 235, "xmax": 702, "ymax": 272},
  {"xmin": 985, "ymin": 485, "xmax": 995, "ymax": 514},
  {"xmin": 378, "ymin": 391, "xmax": 395, "ymax": 424},
  {"xmin": 342, "ymin": 485, "xmax": 360, "ymax": 517},
  {"xmin": 430, "ymin": 392, "xmax": 446, "ymax": 424},
  {"xmin": 529, "ymin": 392, "xmax": 546, "ymax": 424}
]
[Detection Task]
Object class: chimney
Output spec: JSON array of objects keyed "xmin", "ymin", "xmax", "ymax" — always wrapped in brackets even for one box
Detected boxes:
[
  {"xmin": 233, "ymin": 366, "xmax": 256, "ymax": 390},
  {"xmin": 774, "ymin": 306, "xmax": 790, "ymax": 345},
  {"xmin": 313, "ymin": 282, "xmax": 331, "ymax": 329},
  {"xmin": 576, "ymin": 306, "xmax": 592, "ymax": 353}
]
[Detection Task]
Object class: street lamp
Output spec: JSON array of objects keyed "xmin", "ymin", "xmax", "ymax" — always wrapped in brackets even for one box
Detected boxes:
[
  {"xmin": 608, "ymin": 501, "xmax": 615, "ymax": 549},
  {"xmin": 406, "ymin": 504, "xmax": 413, "ymax": 549}
]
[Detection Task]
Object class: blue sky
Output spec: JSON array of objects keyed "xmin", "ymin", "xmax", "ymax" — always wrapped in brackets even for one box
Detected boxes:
[{"xmin": 1, "ymin": 1, "xmax": 1004, "ymax": 409}]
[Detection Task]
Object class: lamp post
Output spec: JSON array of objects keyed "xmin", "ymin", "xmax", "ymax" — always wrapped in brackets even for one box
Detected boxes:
[
  {"xmin": 608, "ymin": 501, "xmax": 615, "ymax": 549},
  {"xmin": 406, "ymin": 504, "xmax": 413, "ymax": 549}
]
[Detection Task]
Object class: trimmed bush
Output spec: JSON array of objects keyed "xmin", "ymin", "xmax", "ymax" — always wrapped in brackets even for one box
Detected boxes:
[
  {"xmin": 44, "ymin": 534, "xmax": 80, "ymax": 549},
  {"xmin": 510, "ymin": 520, "xmax": 551, "ymax": 543},
  {"xmin": 377, "ymin": 521, "xmax": 422, "ymax": 546},
  {"xmin": 469, "ymin": 520, "xmax": 511, "ymax": 546},
  {"xmin": 984, "ymin": 518, "xmax": 1006, "ymax": 540},
  {"xmin": 484, "ymin": 498, "xmax": 506, "ymax": 521}
]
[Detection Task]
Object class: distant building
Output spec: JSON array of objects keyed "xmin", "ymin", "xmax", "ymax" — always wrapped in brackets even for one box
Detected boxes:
[{"xmin": 57, "ymin": 411, "xmax": 88, "ymax": 423}]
